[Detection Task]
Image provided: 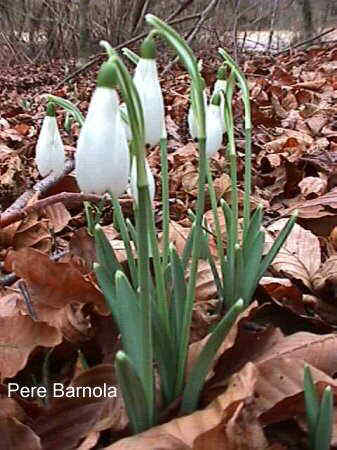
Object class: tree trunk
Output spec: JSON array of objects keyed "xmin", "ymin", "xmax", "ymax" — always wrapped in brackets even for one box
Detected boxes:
[
  {"xmin": 77, "ymin": 0, "xmax": 91, "ymax": 67},
  {"xmin": 299, "ymin": 0, "xmax": 314, "ymax": 41}
]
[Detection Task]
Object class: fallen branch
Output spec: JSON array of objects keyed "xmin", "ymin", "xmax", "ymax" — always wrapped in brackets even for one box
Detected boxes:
[
  {"xmin": 0, "ymin": 191, "xmax": 102, "ymax": 229},
  {"xmin": 274, "ymin": 27, "xmax": 336, "ymax": 55}
]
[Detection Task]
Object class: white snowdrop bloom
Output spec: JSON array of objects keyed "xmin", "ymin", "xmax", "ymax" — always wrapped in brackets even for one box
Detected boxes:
[
  {"xmin": 75, "ymin": 62, "xmax": 129, "ymax": 196},
  {"xmin": 35, "ymin": 104, "xmax": 65, "ymax": 177},
  {"xmin": 119, "ymin": 103, "xmax": 132, "ymax": 141},
  {"xmin": 212, "ymin": 67, "xmax": 227, "ymax": 133},
  {"xmin": 130, "ymin": 156, "xmax": 155, "ymax": 205},
  {"xmin": 133, "ymin": 37, "xmax": 165, "ymax": 147},
  {"xmin": 205, "ymin": 94, "xmax": 223, "ymax": 158},
  {"xmin": 188, "ymin": 89, "xmax": 207, "ymax": 140}
]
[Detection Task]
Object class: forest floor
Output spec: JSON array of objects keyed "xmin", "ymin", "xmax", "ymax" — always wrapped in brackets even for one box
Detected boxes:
[{"xmin": 1, "ymin": 41, "xmax": 337, "ymax": 449}]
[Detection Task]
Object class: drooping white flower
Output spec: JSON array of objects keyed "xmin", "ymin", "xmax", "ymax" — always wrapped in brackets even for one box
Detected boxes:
[
  {"xmin": 130, "ymin": 156, "xmax": 155, "ymax": 205},
  {"xmin": 133, "ymin": 36, "xmax": 165, "ymax": 147},
  {"xmin": 205, "ymin": 94, "xmax": 223, "ymax": 158},
  {"xmin": 187, "ymin": 89, "xmax": 207, "ymax": 140},
  {"xmin": 35, "ymin": 103, "xmax": 65, "ymax": 177},
  {"xmin": 75, "ymin": 62, "xmax": 129, "ymax": 196},
  {"xmin": 119, "ymin": 103, "xmax": 132, "ymax": 141},
  {"xmin": 212, "ymin": 66, "xmax": 227, "ymax": 133}
]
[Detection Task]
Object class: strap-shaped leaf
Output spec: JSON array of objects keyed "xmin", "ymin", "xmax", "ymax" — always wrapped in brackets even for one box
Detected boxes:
[
  {"xmin": 304, "ymin": 365, "xmax": 319, "ymax": 449},
  {"xmin": 181, "ymin": 298, "xmax": 244, "ymax": 414},
  {"xmin": 258, "ymin": 212, "xmax": 297, "ymax": 280},
  {"xmin": 240, "ymin": 231, "xmax": 265, "ymax": 305},
  {"xmin": 152, "ymin": 305, "xmax": 176, "ymax": 406},
  {"xmin": 315, "ymin": 386, "xmax": 333, "ymax": 450},
  {"xmin": 115, "ymin": 351, "xmax": 153, "ymax": 433},
  {"xmin": 114, "ymin": 271, "xmax": 145, "ymax": 377},
  {"xmin": 94, "ymin": 224, "xmax": 122, "ymax": 278},
  {"xmin": 170, "ymin": 244, "xmax": 187, "ymax": 349}
]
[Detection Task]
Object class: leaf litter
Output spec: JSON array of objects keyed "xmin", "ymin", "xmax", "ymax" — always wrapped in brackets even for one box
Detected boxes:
[{"xmin": 1, "ymin": 43, "xmax": 337, "ymax": 448}]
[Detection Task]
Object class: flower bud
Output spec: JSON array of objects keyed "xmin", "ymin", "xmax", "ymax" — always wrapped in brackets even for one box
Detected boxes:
[
  {"xmin": 133, "ymin": 36, "xmax": 165, "ymax": 147},
  {"xmin": 35, "ymin": 103, "xmax": 65, "ymax": 177},
  {"xmin": 75, "ymin": 62, "xmax": 129, "ymax": 196},
  {"xmin": 188, "ymin": 89, "xmax": 207, "ymax": 140}
]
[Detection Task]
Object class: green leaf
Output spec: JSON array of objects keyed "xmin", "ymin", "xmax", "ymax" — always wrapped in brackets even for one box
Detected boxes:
[
  {"xmin": 115, "ymin": 351, "xmax": 153, "ymax": 433},
  {"xmin": 170, "ymin": 244, "xmax": 187, "ymax": 349},
  {"xmin": 258, "ymin": 212, "xmax": 297, "ymax": 280},
  {"xmin": 240, "ymin": 231, "xmax": 265, "ymax": 305},
  {"xmin": 304, "ymin": 365, "xmax": 320, "ymax": 449},
  {"xmin": 315, "ymin": 386, "xmax": 333, "ymax": 450},
  {"xmin": 94, "ymin": 224, "xmax": 122, "ymax": 278},
  {"xmin": 114, "ymin": 271, "xmax": 145, "ymax": 377},
  {"xmin": 181, "ymin": 298, "xmax": 244, "ymax": 414}
]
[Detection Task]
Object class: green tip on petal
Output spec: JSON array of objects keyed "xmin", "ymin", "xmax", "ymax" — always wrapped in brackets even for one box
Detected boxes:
[
  {"xmin": 217, "ymin": 66, "xmax": 227, "ymax": 80},
  {"xmin": 140, "ymin": 35, "xmax": 156, "ymax": 59},
  {"xmin": 97, "ymin": 61, "xmax": 118, "ymax": 89},
  {"xmin": 211, "ymin": 93, "xmax": 221, "ymax": 106},
  {"xmin": 46, "ymin": 102, "xmax": 55, "ymax": 117}
]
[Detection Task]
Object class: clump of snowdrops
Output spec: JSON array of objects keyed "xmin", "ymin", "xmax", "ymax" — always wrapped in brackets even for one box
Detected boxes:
[{"xmin": 36, "ymin": 16, "xmax": 296, "ymax": 433}]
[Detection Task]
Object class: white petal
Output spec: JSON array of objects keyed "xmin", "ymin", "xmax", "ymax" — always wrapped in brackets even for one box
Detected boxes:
[
  {"xmin": 75, "ymin": 87, "xmax": 130, "ymax": 196},
  {"xmin": 205, "ymin": 104, "xmax": 223, "ymax": 158},
  {"xmin": 133, "ymin": 58, "xmax": 165, "ymax": 146},
  {"xmin": 119, "ymin": 103, "xmax": 132, "ymax": 141},
  {"xmin": 213, "ymin": 79, "xmax": 227, "ymax": 94},
  {"xmin": 35, "ymin": 116, "xmax": 65, "ymax": 177},
  {"xmin": 188, "ymin": 90, "xmax": 207, "ymax": 139},
  {"xmin": 130, "ymin": 156, "xmax": 155, "ymax": 205}
]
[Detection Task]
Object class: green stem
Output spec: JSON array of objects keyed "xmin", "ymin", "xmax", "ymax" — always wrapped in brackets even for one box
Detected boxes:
[
  {"xmin": 206, "ymin": 162, "xmax": 226, "ymax": 290},
  {"xmin": 136, "ymin": 183, "xmax": 154, "ymax": 424},
  {"xmin": 145, "ymin": 187, "xmax": 170, "ymax": 336},
  {"xmin": 160, "ymin": 136, "xmax": 170, "ymax": 268},
  {"xmin": 175, "ymin": 137, "xmax": 207, "ymax": 397}
]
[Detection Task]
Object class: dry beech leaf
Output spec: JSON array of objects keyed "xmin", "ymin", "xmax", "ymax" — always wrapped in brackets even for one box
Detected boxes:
[
  {"xmin": 5, "ymin": 248, "xmax": 108, "ymax": 315},
  {"xmin": 312, "ymin": 254, "xmax": 337, "ymax": 302},
  {"xmin": 186, "ymin": 303, "xmax": 258, "ymax": 381},
  {"xmin": 284, "ymin": 186, "xmax": 337, "ymax": 218},
  {"xmin": 32, "ymin": 364, "xmax": 127, "ymax": 450},
  {"xmin": 265, "ymin": 219, "xmax": 321, "ymax": 288},
  {"xmin": 43, "ymin": 202, "xmax": 71, "ymax": 233},
  {"xmin": 0, "ymin": 417, "xmax": 41, "ymax": 450},
  {"xmin": 298, "ymin": 176, "xmax": 327, "ymax": 198},
  {"xmin": 159, "ymin": 221, "xmax": 190, "ymax": 256},
  {"xmin": 0, "ymin": 316, "xmax": 62, "ymax": 379},
  {"xmin": 254, "ymin": 331, "xmax": 337, "ymax": 376},
  {"xmin": 107, "ymin": 363, "xmax": 259, "ymax": 450},
  {"xmin": 76, "ymin": 431, "xmax": 100, "ymax": 450}
]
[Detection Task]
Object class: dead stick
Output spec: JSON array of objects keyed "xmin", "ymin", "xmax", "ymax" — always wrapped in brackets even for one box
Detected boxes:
[{"xmin": 274, "ymin": 27, "xmax": 336, "ymax": 55}]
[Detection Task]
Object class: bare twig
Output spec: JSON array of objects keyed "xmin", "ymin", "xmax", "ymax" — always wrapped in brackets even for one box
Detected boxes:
[
  {"xmin": 274, "ymin": 27, "xmax": 336, "ymax": 55},
  {"xmin": 162, "ymin": 0, "xmax": 220, "ymax": 75},
  {"xmin": 55, "ymin": 13, "xmax": 201, "ymax": 89}
]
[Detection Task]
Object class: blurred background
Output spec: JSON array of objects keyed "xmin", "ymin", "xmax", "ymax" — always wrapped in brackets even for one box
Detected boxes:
[{"xmin": 0, "ymin": 0, "xmax": 336, "ymax": 65}]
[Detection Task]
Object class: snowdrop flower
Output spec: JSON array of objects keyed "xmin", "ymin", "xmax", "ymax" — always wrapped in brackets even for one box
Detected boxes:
[
  {"xmin": 133, "ymin": 36, "xmax": 165, "ymax": 147},
  {"xmin": 35, "ymin": 103, "xmax": 65, "ymax": 177},
  {"xmin": 119, "ymin": 103, "xmax": 132, "ymax": 141},
  {"xmin": 205, "ymin": 93, "xmax": 223, "ymax": 158},
  {"xmin": 212, "ymin": 66, "xmax": 227, "ymax": 133},
  {"xmin": 75, "ymin": 61, "xmax": 129, "ymax": 196},
  {"xmin": 130, "ymin": 156, "xmax": 155, "ymax": 205},
  {"xmin": 188, "ymin": 88, "xmax": 207, "ymax": 140}
]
